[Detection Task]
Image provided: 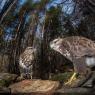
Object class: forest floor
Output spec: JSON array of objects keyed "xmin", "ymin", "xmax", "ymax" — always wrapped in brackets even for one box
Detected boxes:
[{"xmin": 0, "ymin": 71, "xmax": 95, "ymax": 95}]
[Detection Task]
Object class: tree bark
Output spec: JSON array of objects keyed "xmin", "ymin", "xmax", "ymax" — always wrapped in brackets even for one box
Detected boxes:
[{"xmin": 0, "ymin": 0, "xmax": 17, "ymax": 24}]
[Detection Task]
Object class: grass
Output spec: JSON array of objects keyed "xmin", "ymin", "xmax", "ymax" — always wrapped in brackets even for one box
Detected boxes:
[
  {"xmin": 50, "ymin": 72, "xmax": 73, "ymax": 82},
  {"xmin": 0, "ymin": 78, "xmax": 14, "ymax": 87}
]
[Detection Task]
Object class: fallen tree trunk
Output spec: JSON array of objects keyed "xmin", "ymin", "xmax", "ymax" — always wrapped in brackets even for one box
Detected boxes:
[
  {"xmin": 9, "ymin": 79, "xmax": 60, "ymax": 95},
  {"xmin": 54, "ymin": 87, "xmax": 94, "ymax": 95},
  {"xmin": 0, "ymin": 87, "xmax": 11, "ymax": 94}
]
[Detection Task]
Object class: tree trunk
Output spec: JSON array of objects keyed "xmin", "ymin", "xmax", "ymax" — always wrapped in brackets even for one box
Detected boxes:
[{"xmin": 0, "ymin": 0, "xmax": 17, "ymax": 24}]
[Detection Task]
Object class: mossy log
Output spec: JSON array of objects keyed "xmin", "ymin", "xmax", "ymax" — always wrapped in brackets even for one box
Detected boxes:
[{"xmin": 54, "ymin": 87, "xmax": 94, "ymax": 95}]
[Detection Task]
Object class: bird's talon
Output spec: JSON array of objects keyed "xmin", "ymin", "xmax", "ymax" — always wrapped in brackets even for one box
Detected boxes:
[
  {"xmin": 64, "ymin": 72, "xmax": 77, "ymax": 85},
  {"xmin": 65, "ymin": 81, "xmax": 72, "ymax": 85}
]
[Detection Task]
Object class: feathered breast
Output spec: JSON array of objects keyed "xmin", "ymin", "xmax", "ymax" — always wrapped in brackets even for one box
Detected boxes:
[{"xmin": 19, "ymin": 47, "xmax": 35, "ymax": 69}]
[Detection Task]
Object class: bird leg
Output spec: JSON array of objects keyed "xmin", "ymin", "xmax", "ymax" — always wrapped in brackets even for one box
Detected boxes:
[
  {"xmin": 25, "ymin": 68, "xmax": 30, "ymax": 79},
  {"xmin": 20, "ymin": 73, "xmax": 24, "ymax": 79},
  {"xmin": 30, "ymin": 65, "xmax": 33, "ymax": 79},
  {"xmin": 30, "ymin": 73, "xmax": 32, "ymax": 79},
  {"xmin": 65, "ymin": 72, "xmax": 77, "ymax": 85},
  {"xmin": 19, "ymin": 68, "xmax": 25, "ymax": 80}
]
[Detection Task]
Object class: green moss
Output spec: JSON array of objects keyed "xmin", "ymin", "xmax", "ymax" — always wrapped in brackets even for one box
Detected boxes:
[
  {"xmin": 0, "ymin": 79, "xmax": 12, "ymax": 87},
  {"xmin": 0, "ymin": 73, "xmax": 18, "ymax": 87},
  {"xmin": 0, "ymin": 79, "xmax": 6, "ymax": 86},
  {"xmin": 50, "ymin": 72, "xmax": 73, "ymax": 82}
]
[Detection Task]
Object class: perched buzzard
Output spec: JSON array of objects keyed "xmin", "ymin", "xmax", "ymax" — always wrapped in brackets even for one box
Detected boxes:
[
  {"xmin": 19, "ymin": 47, "xmax": 36, "ymax": 79},
  {"xmin": 50, "ymin": 36, "xmax": 95, "ymax": 85}
]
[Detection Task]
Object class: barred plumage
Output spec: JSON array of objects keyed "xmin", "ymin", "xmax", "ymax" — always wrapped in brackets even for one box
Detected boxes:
[
  {"xmin": 50, "ymin": 36, "xmax": 95, "ymax": 85},
  {"xmin": 19, "ymin": 47, "xmax": 36, "ymax": 79},
  {"xmin": 50, "ymin": 36, "xmax": 95, "ymax": 61}
]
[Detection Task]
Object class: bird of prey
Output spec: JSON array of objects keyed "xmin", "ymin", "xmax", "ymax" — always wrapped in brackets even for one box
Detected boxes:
[
  {"xmin": 50, "ymin": 36, "xmax": 95, "ymax": 85},
  {"xmin": 19, "ymin": 47, "xmax": 36, "ymax": 79}
]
